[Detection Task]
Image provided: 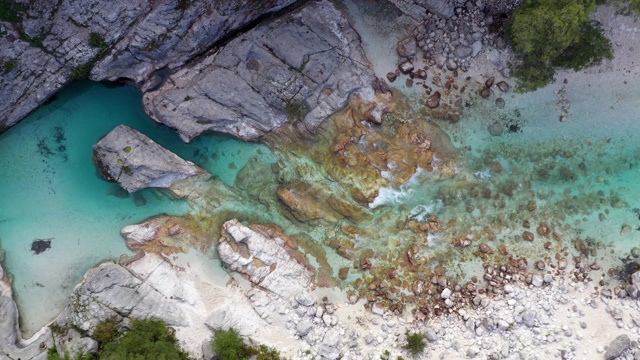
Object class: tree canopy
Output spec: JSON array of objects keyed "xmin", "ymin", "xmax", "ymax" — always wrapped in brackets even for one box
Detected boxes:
[{"xmin": 505, "ymin": 0, "xmax": 612, "ymax": 91}]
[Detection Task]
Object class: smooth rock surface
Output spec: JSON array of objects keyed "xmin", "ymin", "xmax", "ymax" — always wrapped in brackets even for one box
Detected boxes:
[
  {"xmin": 93, "ymin": 124, "xmax": 207, "ymax": 193},
  {"xmin": 0, "ymin": 264, "xmax": 52, "ymax": 359}
]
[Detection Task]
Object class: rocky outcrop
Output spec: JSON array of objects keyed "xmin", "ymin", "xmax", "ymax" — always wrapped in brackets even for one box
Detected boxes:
[
  {"xmin": 0, "ymin": 0, "xmax": 296, "ymax": 132},
  {"xmin": 219, "ymin": 219, "xmax": 315, "ymax": 299},
  {"xmin": 93, "ymin": 124, "xmax": 208, "ymax": 194},
  {"xmin": 388, "ymin": 0, "xmax": 455, "ymax": 19},
  {"xmin": 0, "ymin": 263, "xmax": 52, "ymax": 359},
  {"xmin": 142, "ymin": 0, "xmax": 376, "ymax": 141},
  {"xmin": 53, "ymin": 253, "xmax": 271, "ymax": 358}
]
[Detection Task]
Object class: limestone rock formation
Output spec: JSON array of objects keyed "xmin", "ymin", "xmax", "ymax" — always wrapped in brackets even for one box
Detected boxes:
[
  {"xmin": 53, "ymin": 253, "xmax": 271, "ymax": 358},
  {"xmin": 388, "ymin": 0, "xmax": 455, "ymax": 19},
  {"xmin": 93, "ymin": 124, "xmax": 208, "ymax": 194},
  {"xmin": 0, "ymin": 263, "xmax": 52, "ymax": 359},
  {"xmin": 0, "ymin": 0, "xmax": 296, "ymax": 133},
  {"xmin": 142, "ymin": 0, "xmax": 376, "ymax": 141},
  {"xmin": 218, "ymin": 219, "xmax": 315, "ymax": 299}
]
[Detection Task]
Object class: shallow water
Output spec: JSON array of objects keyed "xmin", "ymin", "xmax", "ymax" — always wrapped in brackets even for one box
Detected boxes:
[
  {"xmin": 0, "ymin": 81, "xmax": 274, "ymax": 335},
  {"xmin": 3, "ymin": 1, "xmax": 640, "ymax": 341}
]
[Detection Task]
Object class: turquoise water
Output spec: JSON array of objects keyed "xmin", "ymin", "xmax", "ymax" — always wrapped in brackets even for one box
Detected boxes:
[{"xmin": 0, "ymin": 81, "xmax": 274, "ymax": 335}]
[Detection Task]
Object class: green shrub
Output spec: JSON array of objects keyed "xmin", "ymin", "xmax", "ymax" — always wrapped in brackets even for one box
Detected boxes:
[
  {"xmin": 92, "ymin": 317, "xmax": 120, "ymax": 348},
  {"xmin": 211, "ymin": 328, "xmax": 255, "ymax": 360},
  {"xmin": 284, "ymin": 100, "xmax": 309, "ymax": 122},
  {"xmin": 0, "ymin": 0, "xmax": 27, "ymax": 22},
  {"xmin": 505, "ymin": 0, "xmax": 612, "ymax": 91},
  {"xmin": 0, "ymin": 58, "xmax": 18, "ymax": 73},
  {"xmin": 88, "ymin": 32, "xmax": 107, "ymax": 49},
  {"xmin": 402, "ymin": 331, "xmax": 425, "ymax": 357},
  {"xmin": 100, "ymin": 319, "xmax": 190, "ymax": 360},
  {"xmin": 70, "ymin": 64, "xmax": 93, "ymax": 80},
  {"xmin": 256, "ymin": 344, "xmax": 282, "ymax": 360}
]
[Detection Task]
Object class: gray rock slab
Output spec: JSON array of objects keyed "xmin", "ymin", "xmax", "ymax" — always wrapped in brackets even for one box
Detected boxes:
[
  {"xmin": 142, "ymin": 0, "xmax": 375, "ymax": 141},
  {"xmin": 93, "ymin": 124, "xmax": 206, "ymax": 193}
]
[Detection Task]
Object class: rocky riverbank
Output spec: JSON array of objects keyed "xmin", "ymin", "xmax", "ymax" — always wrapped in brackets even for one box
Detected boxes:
[{"xmin": 3, "ymin": 0, "xmax": 640, "ymax": 359}]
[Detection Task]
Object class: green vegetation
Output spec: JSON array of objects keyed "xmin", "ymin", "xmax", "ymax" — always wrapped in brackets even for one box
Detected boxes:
[
  {"xmin": 89, "ymin": 32, "xmax": 107, "ymax": 49},
  {"xmin": 284, "ymin": 99, "xmax": 309, "ymax": 122},
  {"xmin": 100, "ymin": 319, "xmax": 190, "ymax": 360},
  {"xmin": 0, "ymin": 58, "xmax": 17, "ymax": 73},
  {"xmin": 210, "ymin": 328, "xmax": 283, "ymax": 360},
  {"xmin": 176, "ymin": 0, "xmax": 191, "ymax": 11},
  {"xmin": 0, "ymin": 0, "xmax": 27, "ymax": 22},
  {"xmin": 91, "ymin": 317, "xmax": 119, "ymax": 348},
  {"xmin": 123, "ymin": 146, "xmax": 132, "ymax": 153},
  {"xmin": 505, "ymin": 0, "xmax": 613, "ymax": 91},
  {"xmin": 211, "ymin": 328, "xmax": 255, "ymax": 360},
  {"xmin": 70, "ymin": 63, "xmax": 93, "ymax": 80},
  {"xmin": 49, "ymin": 319, "xmax": 188, "ymax": 360},
  {"xmin": 20, "ymin": 29, "xmax": 45, "ymax": 49},
  {"xmin": 402, "ymin": 331, "xmax": 425, "ymax": 357},
  {"xmin": 47, "ymin": 347, "xmax": 93, "ymax": 360}
]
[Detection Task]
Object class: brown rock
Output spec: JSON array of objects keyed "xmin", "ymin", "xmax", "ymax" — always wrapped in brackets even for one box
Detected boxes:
[
  {"xmin": 496, "ymin": 81, "xmax": 510, "ymax": 92},
  {"xmin": 427, "ymin": 91, "xmax": 441, "ymax": 108},
  {"xmin": 339, "ymin": 267, "xmax": 349, "ymax": 280},
  {"xmin": 485, "ymin": 77, "xmax": 495, "ymax": 88},
  {"xmin": 523, "ymin": 231, "xmax": 534, "ymax": 241},
  {"xmin": 479, "ymin": 243, "xmax": 494, "ymax": 254},
  {"xmin": 415, "ymin": 69, "xmax": 427, "ymax": 80},
  {"xmin": 535, "ymin": 260, "xmax": 545, "ymax": 270},
  {"xmin": 480, "ymin": 87, "xmax": 491, "ymax": 98},
  {"xmin": 386, "ymin": 72, "xmax": 397, "ymax": 82},
  {"xmin": 399, "ymin": 60, "xmax": 414, "ymax": 74},
  {"xmin": 537, "ymin": 222, "xmax": 551, "ymax": 236},
  {"xmin": 527, "ymin": 200, "xmax": 537, "ymax": 211}
]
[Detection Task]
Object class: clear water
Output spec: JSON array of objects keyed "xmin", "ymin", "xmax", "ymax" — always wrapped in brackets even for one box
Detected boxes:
[{"xmin": 0, "ymin": 81, "xmax": 274, "ymax": 335}]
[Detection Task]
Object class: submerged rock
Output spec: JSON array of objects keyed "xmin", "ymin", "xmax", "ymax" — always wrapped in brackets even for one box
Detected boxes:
[
  {"xmin": 277, "ymin": 180, "xmax": 372, "ymax": 223},
  {"xmin": 143, "ymin": 0, "xmax": 375, "ymax": 141},
  {"xmin": 30, "ymin": 238, "xmax": 53, "ymax": 255},
  {"xmin": 93, "ymin": 125, "xmax": 208, "ymax": 194}
]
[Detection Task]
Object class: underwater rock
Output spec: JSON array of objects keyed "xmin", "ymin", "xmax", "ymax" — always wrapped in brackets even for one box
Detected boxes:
[
  {"xmin": 218, "ymin": 219, "xmax": 316, "ymax": 299},
  {"xmin": 93, "ymin": 125, "xmax": 208, "ymax": 194},
  {"xmin": 1, "ymin": 0, "xmax": 297, "ymax": 134},
  {"xmin": 488, "ymin": 122, "xmax": 503, "ymax": 136},
  {"xmin": 427, "ymin": 91, "xmax": 442, "ymax": 108},
  {"xmin": 143, "ymin": 0, "xmax": 376, "ymax": 141},
  {"xmin": 496, "ymin": 81, "xmax": 510, "ymax": 92},
  {"xmin": 277, "ymin": 180, "xmax": 371, "ymax": 223},
  {"xmin": 30, "ymin": 238, "xmax": 53, "ymax": 255}
]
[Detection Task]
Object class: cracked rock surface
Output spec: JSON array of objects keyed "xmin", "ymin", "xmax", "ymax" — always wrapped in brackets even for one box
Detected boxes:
[
  {"xmin": 0, "ymin": 0, "xmax": 296, "ymax": 134},
  {"xmin": 142, "ymin": 0, "xmax": 376, "ymax": 141}
]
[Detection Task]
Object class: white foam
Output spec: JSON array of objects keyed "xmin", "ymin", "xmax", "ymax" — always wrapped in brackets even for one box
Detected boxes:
[
  {"xmin": 368, "ymin": 167, "xmax": 427, "ymax": 209},
  {"xmin": 408, "ymin": 199, "xmax": 444, "ymax": 222}
]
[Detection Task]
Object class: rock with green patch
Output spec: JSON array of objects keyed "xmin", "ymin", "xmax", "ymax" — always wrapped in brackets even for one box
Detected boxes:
[{"xmin": 93, "ymin": 124, "xmax": 208, "ymax": 194}]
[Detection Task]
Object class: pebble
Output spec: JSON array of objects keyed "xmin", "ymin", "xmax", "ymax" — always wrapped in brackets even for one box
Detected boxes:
[
  {"xmin": 442, "ymin": 288, "xmax": 452, "ymax": 299},
  {"xmin": 531, "ymin": 275, "xmax": 543, "ymax": 287}
]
